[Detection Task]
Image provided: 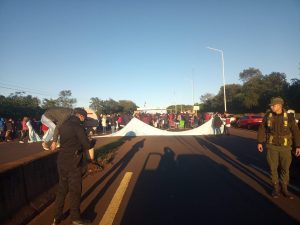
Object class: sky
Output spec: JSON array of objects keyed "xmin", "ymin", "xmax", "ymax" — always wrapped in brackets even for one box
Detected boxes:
[{"xmin": 0, "ymin": 0, "xmax": 300, "ymax": 109}]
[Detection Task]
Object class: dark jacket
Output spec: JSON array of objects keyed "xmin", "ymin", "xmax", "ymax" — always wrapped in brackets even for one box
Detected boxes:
[
  {"xmin": 44, "ymin": 107, "xmax": 74, "ymax": 142},
  {"xmin": 257, "ymin": 110, "xmax": 300, "ymax": 148},
  {"xmin": 6, "ymin": 120, "xmax": 14, "ymax": 131},
  {"xmin": 213, "ymin": 115, "xmax": 223, "ymax": 128},
  {"xmin": 110, "ymin": 115, "xmax": 117, "ymax": 127},
  {"xmin": 57, "ymin": 116, "xmax": 92, "ymax": 170}
]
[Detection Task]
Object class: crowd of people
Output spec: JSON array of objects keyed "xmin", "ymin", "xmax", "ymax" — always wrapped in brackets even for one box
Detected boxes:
[
  {"xmin": 0, "ymin": 110, "xmax": 235, "ymax": 144},
  {"xmin": 133, "ymin": 111, "xmax": 233, "ymax": 136},
  {"xmin": 134, "ymin": 111, "xmax": 203, "ymax": 129},
  {"xmin": 0, "ymin": 112, "xmax": 134, "ymax": 145},
  {"xmin": 133, "ymin": 111, "xmax": 230, "ymax": 129},
  {"xmin": 0, "ymin": 117, "xmax": 43, "ymax": 143}
]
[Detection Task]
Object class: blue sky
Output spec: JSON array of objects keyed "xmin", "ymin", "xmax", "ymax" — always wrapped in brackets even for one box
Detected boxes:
[{"xmin": 0, "ymin": 0, "xmax": 300, "ymax": 109}]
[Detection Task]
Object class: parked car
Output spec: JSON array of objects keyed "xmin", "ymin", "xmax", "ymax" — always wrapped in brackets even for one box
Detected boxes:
[{"xmin": 237, "ymin": 115, "xmax": 263, "ymax": 129}]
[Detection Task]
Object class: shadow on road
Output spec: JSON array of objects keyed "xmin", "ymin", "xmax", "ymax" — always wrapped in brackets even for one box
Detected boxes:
[
  {"xmin": 121, "ymin": 145, "xmax": 299, "ymax": 225},
  {"xmin": 202, "ymin": 135, "xmax": 300, "ymax": 195},
  {"xmin": 57, "ymin": 138, "xmax": 145, "ymax": 222},
  {"xmin": 80, "ymin": 138, "xmax": 145, "ymax": 221},
  {"xmin": 195, "ymin": 136, "xmax": 271, "ymax": 194}
]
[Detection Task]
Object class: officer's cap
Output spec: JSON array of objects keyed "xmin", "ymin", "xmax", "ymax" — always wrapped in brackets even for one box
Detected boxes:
[
  {"xmin": 269, "ymin": 97, "xmax": 284, "ymax": 106},
  {"xmin": 74, "ymin": 108, "xmax": 87, "ymax": 118}
]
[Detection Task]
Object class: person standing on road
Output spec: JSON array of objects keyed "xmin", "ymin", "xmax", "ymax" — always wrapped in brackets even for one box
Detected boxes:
[
  {"xmin": 0, "ymin": 117, "xmax": 5, "ymax": 141},
  {"xmin": 212, "ymin": 113, "xmax": 223, "ymax": 135},
  {"xmin": 223, "ymin": 114, "xmax": 231, "ymax": 135},
  {"xmin": 5, "ymin": 118, "xmax": 15, "ymax": 142},
  {"xmin": 52, "ymin": 108, "xmax": 96, "ymax": 225},
  {"xmin": 41, "ymin": 107, "xmax": 74, "ymax": 150},
  {"xmin": 19, "ymin": 117, "xmax": 29, "ymax": 143},
  {"xmin": 101, "ymin": 114, "xmax": 107, "ymax": 134},
  {"xmin": 110, "ymin": 113, "xmax": 117, "ymax": 134},
  {"xmin": 257, "ymin": 97, "xmax": 300, "ymax": 199},
  {"xmin": 27, "ymin": 118, "xmax": 42, "ymax": 143}
]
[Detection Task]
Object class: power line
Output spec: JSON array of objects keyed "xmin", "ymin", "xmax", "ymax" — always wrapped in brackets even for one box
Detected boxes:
[
  {"xmin": 0, "ymin": 80, "xmax": 54, "ymax": 97},
  {"xmin": 0, "ymin": 85, "xmax": 48, "ymax": 96},
  {"xmin": 0, "ymin": 81, "xmax": 51, "ymax": 94}
]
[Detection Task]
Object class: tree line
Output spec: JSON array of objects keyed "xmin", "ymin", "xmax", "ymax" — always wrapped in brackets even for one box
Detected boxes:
[
  {"xmin": 200, "ymin": 67, "xmax": 300, "ymax": 113},
  {"xmin": 1, "ymin": 67, "xmax": 299, "ymax": 119},
  {"xmin": 0, "ymin": 90, "xmax": 137, "ymax": 120}
]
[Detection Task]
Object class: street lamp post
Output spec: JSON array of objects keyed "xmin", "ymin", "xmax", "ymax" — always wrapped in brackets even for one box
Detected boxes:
[
  {"xmin": 188, "ymin": 78, "xmax": 195, "ymax": 105},
  {"xmin": 207, "ymin": 47, "xmax": 227, "ymax": 112},
  {"xmin": 192, "ymin": 78, "xmax": 194, "ymax": 105}
]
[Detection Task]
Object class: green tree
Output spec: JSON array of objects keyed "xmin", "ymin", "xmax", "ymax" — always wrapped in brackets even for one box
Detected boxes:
[
  {"xmin": 285, "ymin": 78, "xmax": 300, "ymax": 111},
  {"xmin": 0, "ymin": 92, "xmax": 43, "ymax": 119},
  {"xmin": 118, "ymin": 100, "xmax": 137, "ymax": 113},
  {"xmin": 89, "ymin": 98, "xmax": 137, "ymax": 115},
  {"xmin": 241, "ymin": 75, "xmax": 265, "ymax": 110},
  {"xmin": 239, "ymin": 67, "xmax": 262, "ymax": 83},
  {"xmin": 102, "ymin": 99, "xmax": 123, "ymax": 114},
  {"xmin": 41, "ymin": 98, "xmax": 59, "ymax": 109},
  {"xmin": 202, "ymin": 69, "xmax": 291, "ymax": 113},
  {"xmin": 258, "ymin": 72, "xmax": 288, "ymax": 110},
  {"xmin": 56, "ymin": 90, "xmax": 76, "ymax": 108},
  {"xmin": 200, "ymin": 93, "xmax": 215, "ymax": 103},
  {"xmin": 223, "ymin": 84, "xmax": 242, "ymax": 113},
  {"xmin": 89, "ymin": 97, "xmax": 104, "ymax": 115},
  {"xmin": 6, "ymin": 92, "xmax": 40, "ymax": 107}
]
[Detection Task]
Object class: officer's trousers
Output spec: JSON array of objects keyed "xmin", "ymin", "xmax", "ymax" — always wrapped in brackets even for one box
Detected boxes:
[
  {"xmin": 54, "ymin": 165, "xmax": 82, "ymax": 221},
  {"xmin": 266, "ymin": 144, "xmax": 292, "ymax": 185}
]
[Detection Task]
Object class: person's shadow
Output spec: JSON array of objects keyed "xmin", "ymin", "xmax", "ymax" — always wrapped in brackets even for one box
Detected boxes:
[{"xmin": 80, "ymin": 138, "xmax": 145, "ymax": 221}]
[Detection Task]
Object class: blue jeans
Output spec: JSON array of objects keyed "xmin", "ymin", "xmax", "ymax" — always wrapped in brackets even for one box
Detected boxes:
[
  {"xmin": 41, "ymin": 114, "xmax": 56, "ymax": 142},
  {"xmin": 111, "ymin": 125, "xmax": 115, "ymax": 133},
  {"xmin": 214, "ymin": 127, "xmax": 221, "ymax": 135}
]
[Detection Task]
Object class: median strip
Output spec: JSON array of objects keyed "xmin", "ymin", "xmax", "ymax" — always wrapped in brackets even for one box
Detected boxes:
[{"xmin": 99, "ymin": 172, "xmax": 133, "ymax": 225}]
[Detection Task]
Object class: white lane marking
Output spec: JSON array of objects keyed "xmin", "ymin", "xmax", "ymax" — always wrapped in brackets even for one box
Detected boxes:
[
  {"xmin": 99, "ymin": 172, "xmax": 133, "ymax": 225},
  {"xmin": 250, "ymin": 164, "xmax": 300, "ymax": 193}
]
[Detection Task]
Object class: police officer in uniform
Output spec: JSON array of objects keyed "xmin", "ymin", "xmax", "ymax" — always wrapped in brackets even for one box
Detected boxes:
[
  {"xmin": 52, "ymin": 108, "xmax": 96, "ymax": 225},
  {"xmin": 257, "ymin": 97, "xmax": 300, "ymax": 199}
]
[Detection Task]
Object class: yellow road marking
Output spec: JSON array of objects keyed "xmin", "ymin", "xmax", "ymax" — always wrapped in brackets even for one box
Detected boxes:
[{"xmin": 99, "ymin": 172, "xmax": 133, "ymax": 225}]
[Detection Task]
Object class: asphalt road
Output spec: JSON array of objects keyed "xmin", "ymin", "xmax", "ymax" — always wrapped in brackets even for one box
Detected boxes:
[{"xmin": 2, "ymin": 128, "xmax": 300, "ymax": 225}]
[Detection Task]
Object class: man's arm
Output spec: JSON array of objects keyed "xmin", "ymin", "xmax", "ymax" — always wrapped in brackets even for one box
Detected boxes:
[
  {"xmin": 290, "ymin": 116, "xmax": 300, "ymax": 147},
  {"xmin": 50, "ymin": 124, "xmax": 62, "ymax": 150},
  {"xmin": 289, "ymin": 115, "xmax": 300, "ymax": 157},
  {"xmin": 257, "ymin": 116, "xmax": 267, "ymax": 152},
  {"xmin": 76, "ymin": 125, "xmax": 96, "ymax": 151}
]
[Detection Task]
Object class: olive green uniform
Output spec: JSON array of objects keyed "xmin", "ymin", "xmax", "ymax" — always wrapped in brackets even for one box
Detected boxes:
[{"xmin": 257, "ymin": 110, "xmax": 300, "ymax": 185}]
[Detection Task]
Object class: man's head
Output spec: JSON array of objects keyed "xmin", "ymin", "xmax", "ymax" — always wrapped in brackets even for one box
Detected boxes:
[
  {"xmin": 74, "ymin": 108, "xmax": 87, "ymax": 121},
  {"xmin": 269, "ymin": 97, "xmax": 284, "ymax": 114}
]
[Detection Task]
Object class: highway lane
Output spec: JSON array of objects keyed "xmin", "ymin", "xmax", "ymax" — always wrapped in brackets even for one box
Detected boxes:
[{"xmin": 7, "ymin": 129, "xmax": 300, "ymax": 225}]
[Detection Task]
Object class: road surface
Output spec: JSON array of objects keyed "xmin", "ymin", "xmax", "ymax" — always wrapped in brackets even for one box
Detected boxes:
[{"xmin": 2, "ymin": 128, "xmax": 300, "ymax": 225}]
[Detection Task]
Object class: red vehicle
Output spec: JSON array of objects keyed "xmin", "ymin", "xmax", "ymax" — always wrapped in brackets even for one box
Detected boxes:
[{"xmin": 237, "ymin": 115, "xmax": 263, "ymax": 129}]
